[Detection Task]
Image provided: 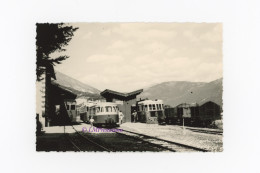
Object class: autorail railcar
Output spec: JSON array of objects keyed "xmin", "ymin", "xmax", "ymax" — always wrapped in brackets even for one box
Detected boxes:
[
  {"xmin": 78, "ymin": 102, "xmax": 95, "ymax": 123},
  {"xmin": 65, "ymin": 99, "xmax": 79, "ymax": 123},
  {"xmin": 164, "ymin": 101, "xmax": 221, "ymax": 127},
  {"xmin": 135, "ymin": 99, "xmax": 166, "ymax": 124},
  {"xmin": 88, "ymin": 102, "xmax": 119, "ymax": 127}
]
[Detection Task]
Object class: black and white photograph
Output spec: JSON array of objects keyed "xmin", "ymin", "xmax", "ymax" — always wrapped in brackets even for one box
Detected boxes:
[
  {"xmin": 36, "ymin": 23, "xmax": 223, "ymax": 152},
  {"xmin": 2, "ymin": 0, "xmax": 260, "ymax": 172}
]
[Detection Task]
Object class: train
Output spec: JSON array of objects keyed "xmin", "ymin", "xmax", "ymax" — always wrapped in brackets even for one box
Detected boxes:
[
  {"xmin": 77, "ymin": 98, "xmax": 221, "ymax": 128},
  {"xmin": 134, "ymin": 99, "xmax": 166, "ymax": 125},
  {"xmin": 79, "ymin": 102, "xmax": 94, "ymax": 123},
  {"xmin": 87, "ymin": 102, "xmax": 120, "ymax": 127},
  {"xmin": 164, "ymin": 101, "xmax": 222, "ymax": 127},
  {"xmin": 64, "ymin": 99, "xmax": 79, "ymax": 123}
]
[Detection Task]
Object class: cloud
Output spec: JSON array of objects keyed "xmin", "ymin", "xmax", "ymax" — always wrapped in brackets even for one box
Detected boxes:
[
  {"xmin": 107, "ymin": 40, "xmax": 134, "ymax": 50},
  {"xmin": 82, "ymin": 32, "xmax": 93, "ymax": 39},
  {"xmin": 200, "ymin": 24, "xmax": 222, "ymax": 42},
  {"xmin": 56, "ymin": 23, "xmax": 222, "ymax": 92}
]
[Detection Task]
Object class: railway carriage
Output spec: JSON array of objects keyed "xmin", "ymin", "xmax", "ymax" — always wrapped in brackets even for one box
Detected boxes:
[
  {"xmin": 89, "ymin": 102, "xmax": 119, "ymax": 127},
  {"xmin": 164, "ymin": 101, "xmax": 221, "ymax": 127},
  {"xmin": 136, "ymin": 99, "xmax": 166, "ymax": 124},
  {"xmin": 197, "ymin": 101, "xmax": 221, "ymax": 126},
  {"xmin": 65, "ymin": 99, "xmax": 79, "ymax": 123},
  {"xmin": 79, "ymin": 103, "xmax": 94, "ymax": 123}
]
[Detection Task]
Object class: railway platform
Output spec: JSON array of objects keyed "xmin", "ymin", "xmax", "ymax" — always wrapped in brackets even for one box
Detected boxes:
[
  {"xmin": 37, "ymin": 122, "xmax": 222, "ymax": 152},
  {"xmin": 119, "ymin": 123, "xmax": 223, "ymax": 152}
]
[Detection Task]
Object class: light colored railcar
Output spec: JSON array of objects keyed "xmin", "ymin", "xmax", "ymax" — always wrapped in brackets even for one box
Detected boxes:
[
  {"xmin": 65, "ymin": 99, "xmax": 79, "ymax": 123},
  {"xmin": 136, "ymin": 99, "xmax": 166, "ymax": 124},
  {"xmin": 89, "ymin": 102, "xmax": 119, "ymax": 127},
  {"xmin": 79, "ymin": 103, "xmax": 94, "ymax": 123}
]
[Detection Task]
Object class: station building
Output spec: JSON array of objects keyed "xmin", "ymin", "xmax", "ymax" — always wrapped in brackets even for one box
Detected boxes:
[
  {"xmin": 100, "ymin": 89, "xmax": 143, "ymax": 123},
  {"xmin": 36, "ymin": 64, "xmax": 77, "ymax": 127}
]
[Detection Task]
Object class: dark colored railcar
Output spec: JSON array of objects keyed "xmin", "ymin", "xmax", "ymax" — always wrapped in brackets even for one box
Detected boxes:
[
  {"xmin": 165, "ymin": 101, "xmax": 221, "ymax": 127},
  {"xmin": 135, "ymin": 99, "xmax": 166, "ymax": 124},
  {"xmin": 197, "ymin": 101, "xmax": 221, "ymax": 126}
]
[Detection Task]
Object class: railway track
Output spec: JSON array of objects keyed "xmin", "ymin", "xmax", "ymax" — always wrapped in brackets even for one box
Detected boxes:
[
  {"xmin": 65, "ymin": 125, "xmax": 209, "ymax": 152},
  {"xmin": 116, "ymin": 129, "xmax": 209, "ymax": 152},
  {"xmin": 64, "ymin": 125, "xmax": 112, "ymax": 152},
  {"xmin": 185, "ymin": 127, "xmax": 223, "ymax": 135}
]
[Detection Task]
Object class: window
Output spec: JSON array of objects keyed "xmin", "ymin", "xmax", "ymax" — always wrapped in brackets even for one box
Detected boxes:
[
  {"xmin": 139, "ymin": 105, "xmax": 142, "ymax": 111},
  {"xmin": 152, "ymin": 104, "xmax": 156, "ymax": 110},
  {"xmin": 156, "ymin": 104, "xmax": 159, "ymax": 110},
  {"xmin": 66, "ymin": 105, "xmax": 70, "ymax": 110},
  {"xmin": 96, "ymin": 107, "xmax": 100, "ymax": 113},
  {"xmin": 144, "ymin": 105, "xmax": 148, "ymax": 111},
  {"xmin": 149, "ymin": 104, "xmax": 152, "ymax": 111},
  {"xmin": 106, "ymin": 106, "xmax": 112, "ymax": 112},
  {"xmin": 71, "ymin": 105, "xmax": 75, "ymax": 110},
  {"xmin": 159, "ymin": 104, "xmax": 162, "ymax": 110},
  {"xmin": 113, "ymin": 106, "xmax": 117, "ymax": 112}
]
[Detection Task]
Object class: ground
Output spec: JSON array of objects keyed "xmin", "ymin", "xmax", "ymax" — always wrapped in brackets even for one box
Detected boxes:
[{"xmin": 36, "ymin": 122, "xmax": 223, "ymax": 152}]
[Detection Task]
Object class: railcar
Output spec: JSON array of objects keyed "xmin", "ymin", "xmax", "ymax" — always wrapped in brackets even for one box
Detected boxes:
[
  {"xmin": 65, "ymin": 99, "xmax": 79, "ymax": 123},
  {"xmin": 164, "ymin": 101, "xmax": 221, "ymax": 127},
  {"xmin": 197, "ymin": 101, "xmax": 221, "ymax": 127},
  {"xmin": 136, "ymin": 99, "xmax": 166, "ymax": 124},
  {"xmin": 165, "ymin": 103, "xmax": 192, "ymax": 125},
  {"xmin": 89, "ymin": 102, "xmax": 119, "ymax": 127},
  {"xmin": 79, "ymin": 103, "xmax": 94, "ymax": 123}
]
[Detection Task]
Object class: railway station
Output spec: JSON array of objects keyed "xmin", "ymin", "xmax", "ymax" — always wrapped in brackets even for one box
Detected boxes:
[
  {"xmin": 35, "ymin": 23, "xmax": 223, "ymax": 152},
  {"xmin": 100, "ymin": 89, "xmax": 143, "ymax": 123}
]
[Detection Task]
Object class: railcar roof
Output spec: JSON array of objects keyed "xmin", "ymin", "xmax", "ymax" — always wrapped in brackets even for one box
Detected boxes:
[
  {"xmin": 89, "ymin": 102, "xmax": 118, "ymax": 107},
  {"xmin": 100, "ymin": 89, "xmax": 143, "ymax": 98},
  {"xmin": 138, "ymin": 100, "xmax": 164, "ymax": 104}
]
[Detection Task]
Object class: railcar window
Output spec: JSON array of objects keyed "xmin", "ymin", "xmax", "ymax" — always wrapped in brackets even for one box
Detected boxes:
[
  {"xmin": 152, "ymin": 104, "xmax": 156, "ymax": 110},
  {"xmin": 156, "ymin": 104, "xmax": 159, "ymax": 110},
  {"xmin": 113, "ymin": 106, "xmax": 117, "ymax": 112},
  {"xmin": 159, "ymin": 104, "xmax": 162, "ymax": 110},
  {"xmin": 106, "ymin": 106, "xmax": 112, "ymax": 112},
  {"xmin": 149, "ymin": 104, "xmax": 152, "ymax": 111},
  {"xmin": 144, "ymin": 105, "xmax": 148, "ymax": 111},
  {"xmin": 96, "ymin": 107, "xmax": 100, "ymax": 113},
  {"xmin": 71, "ymin": 105, "xmax": 75, "ymax": 110},
  {"xmin": 66, "ymin": 105, "xmax": 70, "ymax": 110},
  {"xmin": 100, "ymin": 107, "xmax": 104, "ymax": 112},
  {"xmin": 139, "ymin": 105, "xmax": 142, "ymax": 111}
]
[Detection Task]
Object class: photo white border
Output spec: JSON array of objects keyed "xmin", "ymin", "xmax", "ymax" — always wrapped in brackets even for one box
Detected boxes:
[{"xmin": 1, "ymin": 0, "xmax": 260, "ymax": 173}]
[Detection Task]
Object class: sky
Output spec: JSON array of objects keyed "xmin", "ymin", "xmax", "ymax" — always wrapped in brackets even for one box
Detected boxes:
[{"xmin": 51, "ymin": 23, "xmax": 222, "ymax": 92}]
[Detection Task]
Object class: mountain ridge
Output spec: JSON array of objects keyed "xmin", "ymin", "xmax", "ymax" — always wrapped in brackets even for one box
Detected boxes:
[
  {"xmin": 53, "ymin": 71, "xmax": 222, "ymax": 107},
  {"xmin": 138, "ymin": 78, "xmax": 222, "ymax": 107},
  {"xmin": 52, "ymin": 71, "xmax": 103, "ymax": 100}
]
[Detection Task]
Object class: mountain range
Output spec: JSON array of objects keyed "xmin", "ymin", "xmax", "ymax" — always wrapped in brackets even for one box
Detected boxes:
[
  {"xmin": 52, "ymin": 71, "xmax": 102, "ymax": 100},
  {"xmin": 137, "ymin": 78, "xmax": 223, "ymax": 107},
  {"xmin": 53, "ymin": 71, "xmax": 222, "ymax": 107}
]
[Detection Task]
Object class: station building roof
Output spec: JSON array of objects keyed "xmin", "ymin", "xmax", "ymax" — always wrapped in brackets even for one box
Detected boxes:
[
  {"xmin": 100, "ymin": 89, "xmax": 143, "ymax": 99},
  {"xmin": 51, "ymin": 82, "xmax": 77, "ymax": 100}
]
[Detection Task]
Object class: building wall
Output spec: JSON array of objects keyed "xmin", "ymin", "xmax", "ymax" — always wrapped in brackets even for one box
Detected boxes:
[
  {"xmin": 105, "ymin": 96, "xmax": 137, "ymax": 122},
  {"xmin": 36, "ymin": 70, "xmax": 46, "ymax": 128},
  {"xmin": 123, "ymin": 98, "xmax": 136, "ymax": 122}
]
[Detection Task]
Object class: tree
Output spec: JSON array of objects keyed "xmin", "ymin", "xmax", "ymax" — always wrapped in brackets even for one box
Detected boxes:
[{"xmin": 36, "ymin": 23, "xmax": 78, "ymax": 81}]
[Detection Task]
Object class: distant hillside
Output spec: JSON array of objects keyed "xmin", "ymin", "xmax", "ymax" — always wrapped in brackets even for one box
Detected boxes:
[
  {"xmin": 53, "ymin": 71, "xmax": 103, "ymax": 99},
  {"xmin": 137, "ymin": 78, "xmax": 223, "ymax": 107}
]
